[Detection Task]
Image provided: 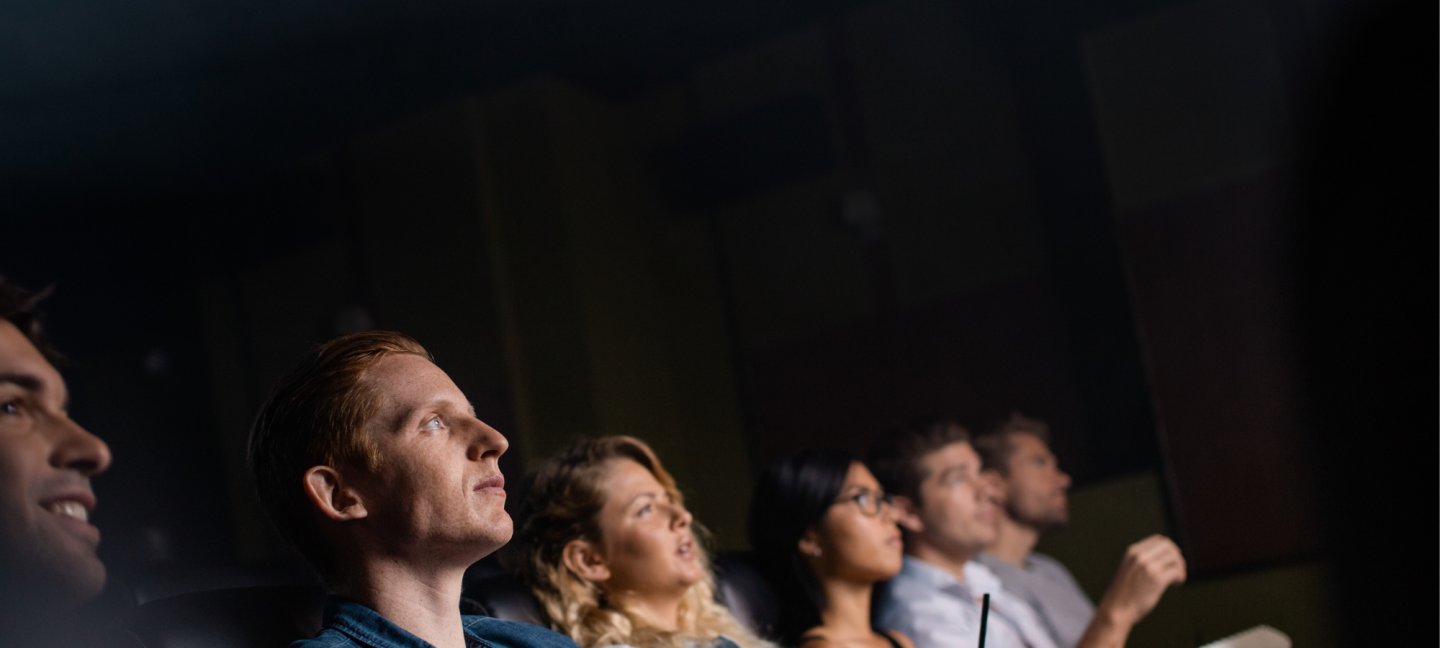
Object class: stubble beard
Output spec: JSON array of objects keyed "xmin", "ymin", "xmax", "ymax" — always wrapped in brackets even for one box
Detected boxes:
[{"xmin": 1008, "ymin": 498, "xmax": 1067, "ymax": 535}]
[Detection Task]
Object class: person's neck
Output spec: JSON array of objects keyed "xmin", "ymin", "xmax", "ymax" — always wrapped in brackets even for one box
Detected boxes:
[
  {"xmin": 609, "ymin": 589, "xmax": 686, "ymax": 633},
  {"xmin": 907, "ymin": 537, "xmax": 980, "ymax": 584},
  {"xmin": 987, "ymin": 511, "xmax": 1040, "ymax": 567},
  {"xmin": 814, "ymin": 576, "xmax": 877, "ymax": 642},
  {"xmin": 332, "ymin": 551, "xmax": 471, "ymax": 648}
]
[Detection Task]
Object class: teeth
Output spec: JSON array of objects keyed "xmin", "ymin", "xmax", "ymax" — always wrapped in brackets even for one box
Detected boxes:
[{"xmin": 47, "ymin": 501, "xmax": 88, "ymax": 523}]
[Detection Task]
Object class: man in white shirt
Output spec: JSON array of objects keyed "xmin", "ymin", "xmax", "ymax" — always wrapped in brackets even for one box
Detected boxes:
[{"xmin": 867, "ymin": 418, "xmax": 1184, "ymax": 648}]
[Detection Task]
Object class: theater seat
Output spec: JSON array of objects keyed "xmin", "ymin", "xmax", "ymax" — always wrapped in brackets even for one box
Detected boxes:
[
  {"xmin": 464, "ymin": 572, "xmax": 549, "ymax": 627},
  {"xmin": 108, "ymin": 553, "xmax": 780, "ymax": 647},
  {"xmin": 712, "ymin": 553, "xmax": 780, "ymax": 641},
  {"xmin": 110, "ymin": 585, "xmax": 326, "ymax": 648},
  {"xmin": 463, "ymin": 553, "xmax": 781, "ymax": 641}
]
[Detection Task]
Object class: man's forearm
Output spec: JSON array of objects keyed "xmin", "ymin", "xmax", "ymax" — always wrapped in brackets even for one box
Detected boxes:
[{"xmin": 1074, "ymin": 603, "xmax": 1136, "ymax": 648}]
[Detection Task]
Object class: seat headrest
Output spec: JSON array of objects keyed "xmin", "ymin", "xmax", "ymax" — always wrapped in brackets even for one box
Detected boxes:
[
  {"xmin": 713, "ymin": 552, "xmax": 780, "ymax": 641},
  {"xmin": 463, "ymin": 572, "xmax": 550, "ymax": 627},
  {"xmin": 111, "ymin": 585, "xmax": 325, "ymax": 648},
  {"xmin": 460, "ymin": 552, "xmax": 781, "ymax": 642}
]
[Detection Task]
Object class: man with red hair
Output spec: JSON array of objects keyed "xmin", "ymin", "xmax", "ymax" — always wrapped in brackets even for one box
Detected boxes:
[{"xmin": 249, "ymin": 330, "xmax": 576, "ymax": 648}]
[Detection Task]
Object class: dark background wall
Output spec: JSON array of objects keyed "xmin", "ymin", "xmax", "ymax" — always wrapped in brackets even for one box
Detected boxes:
[{"xmin": 3, "ymin": 0, "xmax": 1431, "ymax": 644}]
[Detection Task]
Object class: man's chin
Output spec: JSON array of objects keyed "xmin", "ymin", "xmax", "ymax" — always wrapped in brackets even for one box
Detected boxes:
[{"xmin": 0, "ymin": 550, "xmax": 106, "ymax": 613}]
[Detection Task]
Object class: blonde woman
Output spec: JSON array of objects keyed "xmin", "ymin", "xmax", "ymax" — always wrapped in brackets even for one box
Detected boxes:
[{"xmin": 513, "ymin": 436, "xmax": 775, "ymax": 648}]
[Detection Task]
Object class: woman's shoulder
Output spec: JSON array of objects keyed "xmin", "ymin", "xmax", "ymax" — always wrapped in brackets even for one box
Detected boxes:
[{"xmin": 795, "ymin": 629, "xmax": 915, "ymax": 648}]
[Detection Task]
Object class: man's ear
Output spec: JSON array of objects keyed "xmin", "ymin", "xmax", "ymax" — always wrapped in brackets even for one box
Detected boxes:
[
  {"xmin": 562, "ymin": 539, "xmax": 611, "ymax": 583},
  {"xmin": 304, "ymin": 466, "xmax": 369, "ymax": 521},
  {"xmin": 891, "ymin": 494, "xmax": 924, "ymax": 534},
  {"xmin": 982, "ymin": 469, "xmax": 1008, "ymax": 506}
]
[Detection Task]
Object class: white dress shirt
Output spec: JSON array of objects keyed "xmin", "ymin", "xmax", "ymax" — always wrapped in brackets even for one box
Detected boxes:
[{"xmin": 875, "ymin": 556, "xmax": 1060, "ymax": 648}]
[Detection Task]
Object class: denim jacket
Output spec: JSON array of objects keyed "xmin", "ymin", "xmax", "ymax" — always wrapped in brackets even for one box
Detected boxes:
[{"xmin": 292, "ymin": 596, "xmax": 581, "ymax": 648}]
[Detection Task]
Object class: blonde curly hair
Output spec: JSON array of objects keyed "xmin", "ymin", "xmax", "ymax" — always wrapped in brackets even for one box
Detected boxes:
[{"xmin": 513, "ymin": 436, "xmax": 774, "ymax": 648}]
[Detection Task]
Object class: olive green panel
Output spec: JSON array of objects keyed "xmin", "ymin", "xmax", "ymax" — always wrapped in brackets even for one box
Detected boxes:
[
  {"xmin": 1037, "ymin": 473, "xmax": 1339, "ymax": 648},
  {"xmin": 475, "ymin": 81, "xmax": 753, "ymax": 548},
  {"xmin": 475, "ymin": 82, "xmax": 603, "ymax": 465}
]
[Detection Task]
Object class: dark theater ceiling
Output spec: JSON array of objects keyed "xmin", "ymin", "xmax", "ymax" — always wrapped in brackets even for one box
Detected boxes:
[{"xmin": 1, "ymin": 0, "xmax": 883, "ymax": 201}]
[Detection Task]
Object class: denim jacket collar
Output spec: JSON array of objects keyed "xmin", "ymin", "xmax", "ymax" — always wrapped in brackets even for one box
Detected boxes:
[{"xmin": 322, "ymin": 595, "xmax": 493, "ymax": 648}]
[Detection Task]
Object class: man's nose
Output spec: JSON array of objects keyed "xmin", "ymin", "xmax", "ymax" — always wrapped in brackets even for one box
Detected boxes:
[
  {"xmin": 464, "ymin": 418, "xmax": 510, "ymax": 462},
  {"xmin": 50, "ymin": 418, "xmax": 112, "ymax": 477},
  {"xmin": 1057, "ymin": 469, "xmax": 1071, "ymax": 489}
]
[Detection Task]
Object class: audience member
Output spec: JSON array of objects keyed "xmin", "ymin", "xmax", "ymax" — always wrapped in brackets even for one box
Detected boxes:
[
  {"xmin": 0, "ymin": 277, "xmax": 113, "ymax": 646},
  {"xmin": 866, "ymin": 419, "xmax": 1054, "ymax": 648},
  {"xmin": 972, "ymin": 414, "xmax": 1089, "ymax": 647},
  {"xmin": 749, "ymin": 448, "xmax": 914, "ymax": 648},
  {"xmin": 973, "ymin": 414, "xmax": 1184, "ymax": 648},
  {"xmin": 867, "ymin": 418, "xmax": 1184, "ymax": 648},
  {"xmin": 247, "ymin": 330, "xmax": 578, "ymax": 648},
  {"xmin": 513, "ymin": 436, "xmax": 771, "ymax": 648}
]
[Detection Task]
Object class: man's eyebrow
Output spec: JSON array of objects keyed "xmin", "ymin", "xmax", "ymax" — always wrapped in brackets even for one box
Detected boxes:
[
  {"xmin": 938, "ymin": 465, "xmax": 973, "ymax": 480},
  {"xmin": 0, "ymin": 373, "xmax": 43, "ymax": 392},
  {"xmin": 0, "ymin": 372, "xmax": 66, "ymax": 410}
]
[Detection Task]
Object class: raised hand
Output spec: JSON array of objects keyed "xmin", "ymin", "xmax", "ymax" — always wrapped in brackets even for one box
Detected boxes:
[{"xmin": 1077, "ymin": 534, "xmax": 1187, "ymax": 648}]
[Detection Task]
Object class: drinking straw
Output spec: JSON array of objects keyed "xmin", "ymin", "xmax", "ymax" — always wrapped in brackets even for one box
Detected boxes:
[{"xmin": 978, "ymin": 593, "xmax": 990, "ymax": 648}]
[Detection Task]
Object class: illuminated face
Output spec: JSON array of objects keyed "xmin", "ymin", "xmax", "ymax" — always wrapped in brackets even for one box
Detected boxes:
[
  {"xmin": 0, "ymin": 321, "xmax": 112, "ymax": 611},
  {"xmin": 997, "ymin": 433, "xmax": 1070, "ymax": 532},
  {"xmin": 809, "ymin": 462, "xmax": 904, "ymax": 584},
  {"xmin": 592, "ymin": 459, "xmax": 701, "ymax": 601},
  {"xmin": 355, "ymin": 354, "xmax": 512, "ymax": 561},
  {"xmin": 912, "ymin": 440, "xmax": 997, "ymax": 558}
]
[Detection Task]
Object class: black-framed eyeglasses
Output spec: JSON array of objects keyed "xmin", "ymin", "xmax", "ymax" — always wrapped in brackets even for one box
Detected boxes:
[{"xmin": 834, "ymin": 488, "xmax": 893, "ymax": 517}]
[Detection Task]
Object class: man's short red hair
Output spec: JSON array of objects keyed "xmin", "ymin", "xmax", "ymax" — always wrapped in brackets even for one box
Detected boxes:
[{"xmin": 247, "ymin": 330, "xmax": 431, "ymax": 576}]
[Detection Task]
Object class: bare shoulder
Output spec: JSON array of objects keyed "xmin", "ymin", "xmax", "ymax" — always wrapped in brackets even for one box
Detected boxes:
[
  {"xmin": 796, "ymin": 634, "xmax": 842, "ymax": 648},
  {"xmin": 882, "ymin": 630, "xmax": 917, "ymax": 648}
]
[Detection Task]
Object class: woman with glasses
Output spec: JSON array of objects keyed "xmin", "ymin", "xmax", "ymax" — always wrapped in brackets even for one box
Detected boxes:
[{"xmin": 749, "ymin": 448, "xmax": 915, "ymax": 648}]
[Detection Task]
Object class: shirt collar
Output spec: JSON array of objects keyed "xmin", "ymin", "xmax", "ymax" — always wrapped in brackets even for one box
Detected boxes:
[
  {"xmin": 899, "ymin": 555, "xmax": 1005, "ymax": 598},
  {"xmin": 323, "ymin": 595, "xmax": 489, "ymax": 648}
]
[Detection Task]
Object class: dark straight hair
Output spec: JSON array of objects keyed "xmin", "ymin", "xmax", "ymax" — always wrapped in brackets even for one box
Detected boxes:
[{"xmin": 747, "ymin": 448, "xmax": 855, "ymax": 645}]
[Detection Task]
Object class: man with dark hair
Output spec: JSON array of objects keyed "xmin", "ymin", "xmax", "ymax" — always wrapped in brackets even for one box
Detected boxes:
[
  {"xmin": 0, "ymin": 276, "xmax": 113, "ymax": 644},
  {"xmin": 248, "ymin": 330, "xmax": 577, "ymax": 648},
  {"xmin": 972, "ymin": 414, "xmax": 1185, "ymax": 648},
  {"xmin": 867, "ymin": 417, "xmax": 1184, "ymax": 648},
  {"xmin": 868, "ymin": 418, "xmax": 1059, "ymax": 648}
]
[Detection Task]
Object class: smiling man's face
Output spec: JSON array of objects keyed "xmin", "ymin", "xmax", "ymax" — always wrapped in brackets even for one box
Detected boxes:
[{"xmin": 0, "ymin": 320, "xmax": 112, "ymax": 610}]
